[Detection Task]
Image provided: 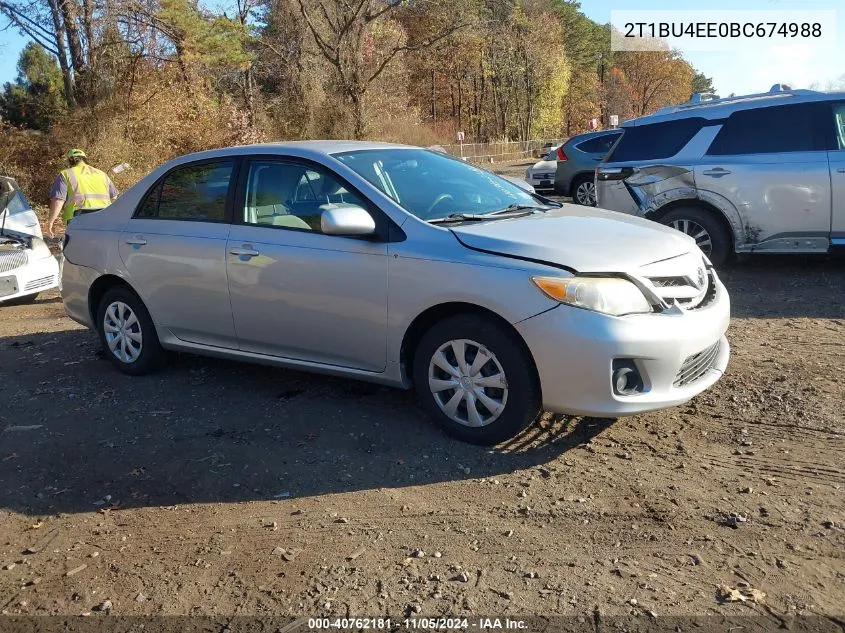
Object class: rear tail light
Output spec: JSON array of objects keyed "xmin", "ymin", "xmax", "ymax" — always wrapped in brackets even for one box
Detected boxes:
[
  {"xmin": 596, "ymin": 166, "xmax": 635, "ymax": 181},
  {"xmin": 556, "ymin": 146, "xmax": 568, "ymax": 161}
]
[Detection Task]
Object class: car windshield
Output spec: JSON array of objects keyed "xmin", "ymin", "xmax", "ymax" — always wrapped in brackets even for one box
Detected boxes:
[
  {"xmin": 333, "ymin": 148, "xmax": 541, "ymax": 221},
  {"xmin": 0, "ymin": 177, "xmax": 31, "ymax": 217}
]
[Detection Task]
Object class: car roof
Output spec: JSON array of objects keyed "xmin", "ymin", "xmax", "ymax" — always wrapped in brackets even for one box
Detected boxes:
[
  {"xmin": 168, "ymin": 140, "xmax": 416, "ymax": 165},
  {"xmin": 623, "ymin": 86, "xmax": 845, "ymax": 127}
]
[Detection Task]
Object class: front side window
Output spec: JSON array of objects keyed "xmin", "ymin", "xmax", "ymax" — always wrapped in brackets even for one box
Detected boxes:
[
  {"xmin": 707, "ymin": 103, "xmax": 824, "ymax": 155},
  {"xmin": 136, "ymin": 161, "xmax": 234, "ymax": 221},
  {"xmin": 242, "ymin": 161, "xmax": 368, "ymax": 232},
  {"xmin": 334, "ymin": 149, "xmax": 539, "ymax": 221}
]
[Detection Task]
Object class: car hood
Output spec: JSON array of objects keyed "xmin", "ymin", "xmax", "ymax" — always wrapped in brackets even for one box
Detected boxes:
[{"xmin": 449, "ymin": 204, "xmax": 696, "ymax": 272}]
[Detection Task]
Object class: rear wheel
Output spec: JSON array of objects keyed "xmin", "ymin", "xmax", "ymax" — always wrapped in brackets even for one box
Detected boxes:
[
  {"xmin": 412, "ymin": 315, "xmax": 541, "ymax": 445},
  {"xmin": 96, "ymin": 286, "xmax": 166, "ymax": 375},
  {"xmin": 659, "ymin": 207, "xmax": 732, "ymax": 267},
  {"xmin": 571, "ymin": 174, "xmax": 597, "ymax": 206}
]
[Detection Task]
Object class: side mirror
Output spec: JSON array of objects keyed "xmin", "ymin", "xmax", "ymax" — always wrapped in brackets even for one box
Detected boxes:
[{"xmin": 320, "ymin": 203, "xmax": 376, "ymax": 236}]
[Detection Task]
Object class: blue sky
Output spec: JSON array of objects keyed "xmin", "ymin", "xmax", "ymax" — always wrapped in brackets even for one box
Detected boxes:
[{"xmin": 1, "ymin": 0, "xmax": 842, "ymax": 95}]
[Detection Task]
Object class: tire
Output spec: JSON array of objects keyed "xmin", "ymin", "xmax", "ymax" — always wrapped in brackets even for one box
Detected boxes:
[
  {"xmin": 96, "ymin": 286, "xmax": 166, "ymax": 375},
  {"xmin": 571, "ymin": 174, "xmax": 597, "ymax": 206},
  {"xmin": 412, "ymin": 314, "xmax": 541, "ymax": 445},
  {"xmin": 659, "ymin": 207, "xmax": 732, "ymax": 268}
]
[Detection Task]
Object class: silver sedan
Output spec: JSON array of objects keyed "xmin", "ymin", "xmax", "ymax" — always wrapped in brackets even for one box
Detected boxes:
[{"xmin": 61, "ymin": 141, "xmax": 730, "ymax": 444}]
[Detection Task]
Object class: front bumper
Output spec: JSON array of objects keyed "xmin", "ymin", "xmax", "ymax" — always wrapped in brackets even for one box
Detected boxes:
[
  {"xmin": 0, "ymin": 254, "xmax": 60, "ymax": 303},
  {"xmin": 515, "ymin": 276, "xmax": 730, "ymax": 417}
]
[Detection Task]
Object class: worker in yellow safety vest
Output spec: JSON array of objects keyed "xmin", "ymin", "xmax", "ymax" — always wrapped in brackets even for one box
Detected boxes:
[{"xmin": 47, "ymin": 149, "xmax": 119, "ymax": 238}]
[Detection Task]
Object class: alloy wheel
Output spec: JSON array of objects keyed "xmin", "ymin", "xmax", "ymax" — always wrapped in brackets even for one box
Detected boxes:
[
  {"xmin": 427, "ymin": 338, "xmax": 509, "ymax": 428},
  {"xmin": 576, "ymin": 181, "xmax": 596, "ymax": 206},
  {"xmin": 668, "ymin": 219, "xmax": 713, "ymax": 256},
  {"xmin": 103, "ymin": 301, "xmax": 143, "ymax": 363}
]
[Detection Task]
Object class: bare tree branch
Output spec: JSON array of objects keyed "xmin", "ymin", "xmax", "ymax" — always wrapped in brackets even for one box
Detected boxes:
[
  {"xmin": 0, "ymin": 1, "xmax": 61, "ymax": 55},
  {"xmin": 367, "ymin": 21, "xmax": 469, "ymax": 85}
]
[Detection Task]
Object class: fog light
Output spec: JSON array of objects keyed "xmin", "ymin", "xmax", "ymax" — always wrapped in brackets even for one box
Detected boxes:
[{"xmin": 612, "ymin": 360, "xmax": 644, "ymax": 396}]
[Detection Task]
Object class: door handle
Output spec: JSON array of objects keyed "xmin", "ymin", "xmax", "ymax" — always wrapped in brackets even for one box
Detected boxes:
[
  {"xmin": 125, "ymin": 237, "xmax": 147, "ymax": 246},
  {"xmin": 702, "ymin": 168, "xmax": 731, "ymax": 177},
  {"xmin": 837, "ymin": 167, "xmax": 845, "ymax": 173},
  {"xmin": 229, "ymin": 247, "xmax": 260, "ymax": 257}
]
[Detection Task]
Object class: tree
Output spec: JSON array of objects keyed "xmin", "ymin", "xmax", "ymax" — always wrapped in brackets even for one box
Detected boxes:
[
  {"xmin": 692, "ymin": 71, "xmax": 715, "ymax": 96},
  {"xmin": 296, "ymin": 0, "xmax": 469, "ymax": 138},
  {"xmin": 613, "ymin": 46, "xmax": 694, "ymax": 116},
  {"xmin": 0, "ymin": 41, "xmax": 66, "ymax": 129}
]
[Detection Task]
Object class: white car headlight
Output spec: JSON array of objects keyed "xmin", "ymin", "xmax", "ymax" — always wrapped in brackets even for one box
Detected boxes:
[
  {"xmin": 531, "ymin": 275, "xmax": 653, "ymax": 316},
  {"xmin": 30, "ymin": 238, "xmax": 53, "ymax": 259}
]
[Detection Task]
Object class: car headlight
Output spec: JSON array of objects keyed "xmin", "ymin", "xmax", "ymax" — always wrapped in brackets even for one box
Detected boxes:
[{"xmin": 531, "ymin": 275, "xmax": 653, "ymax": 316}]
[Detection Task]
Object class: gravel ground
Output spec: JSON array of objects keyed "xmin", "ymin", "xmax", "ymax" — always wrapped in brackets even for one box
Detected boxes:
[{"xmin": 0, "ymin": 194, "xmax": 843, "ymax": 626}]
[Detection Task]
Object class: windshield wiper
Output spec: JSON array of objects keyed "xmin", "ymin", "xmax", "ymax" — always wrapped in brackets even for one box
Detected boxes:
[
  {"xmin": 428, "ymin": 210, "xmax": 534, "ymax": 225},
  {"xmin": 490, "ymin": 203, "xmax": 554, "ymax": 215}
]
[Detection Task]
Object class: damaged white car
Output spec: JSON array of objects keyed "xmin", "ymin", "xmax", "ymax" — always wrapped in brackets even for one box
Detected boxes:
[{"xmin": 0, "ymin": 176, "xmax": 60, "ymax": 304}]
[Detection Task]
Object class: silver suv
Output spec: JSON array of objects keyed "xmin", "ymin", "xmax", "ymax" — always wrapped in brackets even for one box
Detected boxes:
[{"xmin": 596, "ymin": 85, "xmax": 845, "ymax": 266}]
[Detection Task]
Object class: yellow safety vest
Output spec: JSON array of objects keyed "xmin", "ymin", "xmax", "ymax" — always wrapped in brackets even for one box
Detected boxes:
[{"xmin": 61, "ymin": 164, "xmax": 112, "ymax": 222}]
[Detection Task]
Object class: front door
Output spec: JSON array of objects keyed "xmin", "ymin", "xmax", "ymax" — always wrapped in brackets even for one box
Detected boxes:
[
  {"xmin": 226, "ymin": 158, "xmax": 388, "ymax": 372},
  {"xmin": 119, "ymin": 159, "xmax": 238, "ymax": 348},
  {"xmin": 695, "ymin": 101, "xmax": 832, "ymax": 252}
]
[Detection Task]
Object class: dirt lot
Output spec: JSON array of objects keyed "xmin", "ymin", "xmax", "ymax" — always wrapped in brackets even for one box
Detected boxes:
[{"xmin": 1, "ymin": 184, "xmax": 844, "ymax": 627}]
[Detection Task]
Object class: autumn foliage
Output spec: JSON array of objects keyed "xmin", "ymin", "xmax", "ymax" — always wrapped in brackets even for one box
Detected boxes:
[{"xmin": 0, "ymin": 0, "xmax": 703, "ymax": 201}]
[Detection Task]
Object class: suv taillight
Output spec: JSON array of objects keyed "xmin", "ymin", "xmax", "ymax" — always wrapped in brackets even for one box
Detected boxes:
[
  {"xmin": 556, "ymin": 146, "xmax": 568, "ymax": 161},
  {"xmin": 596, "ymin": 166, "xmax": 634, "ymax": 181}
]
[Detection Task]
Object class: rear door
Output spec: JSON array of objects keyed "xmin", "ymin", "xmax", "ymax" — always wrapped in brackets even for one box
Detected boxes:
[
  {"xmin": 695, "ymin": 102, "xmax": 831, "ymax": 252},
  {"xmin": 826, "ymin": 101, "xmax": 845, "ymax": 246},
  {"xmin": 119, "ymin": 159, "xmax": 238, "ymax": 348}
]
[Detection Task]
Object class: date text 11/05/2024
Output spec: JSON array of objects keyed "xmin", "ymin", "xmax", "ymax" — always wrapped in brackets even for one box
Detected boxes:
[{"xmin": 307, "ymin": 617, "xmax": 528, "ymax": 630}]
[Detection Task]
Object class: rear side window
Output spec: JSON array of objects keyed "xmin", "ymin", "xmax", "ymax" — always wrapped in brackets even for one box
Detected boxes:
[
  {"xmin": 706, "ymin": 103, "xmax": 825, "ymax": 155},
  {"xmin": 135, "ymin": 161, "xmax": 235, "ymax": 221},
  {"xmin": 607, "ymin": 118, "xmax": 706, "ymax": 162},
  {"xmin": 576, "ymin": 133, "xmax": 622, "ymax": 154}
]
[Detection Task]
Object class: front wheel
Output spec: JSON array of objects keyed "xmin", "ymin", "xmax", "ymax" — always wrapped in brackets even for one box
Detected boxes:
[
  {"xmin": 96, "ymin": 286, "xmax": 166, "ymax": 375},
  {"xmin": 413, "ymin": 315, "xmax": 541, "ymax": 445},
  {"xmin": 659, "ymin": 207, "xmax": 732, "ymax": 267}
]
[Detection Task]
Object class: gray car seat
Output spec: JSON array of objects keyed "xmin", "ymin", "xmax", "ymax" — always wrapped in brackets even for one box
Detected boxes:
[{"xmin": 252, "ymin": 167, "xmax": 311, "ymax": 230}]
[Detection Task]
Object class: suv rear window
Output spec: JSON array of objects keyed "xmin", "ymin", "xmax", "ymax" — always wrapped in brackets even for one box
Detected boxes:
[
  {"xmin": 576, "ymin": 133, "xmax": 622, "ymax": 154},
  {"xmin": 607, "ymin": 118, "xmax": 706, "ymax": 162},
  {"xmin": 707, "ymin": 103, "xmax": 825, "ymax": 155}
]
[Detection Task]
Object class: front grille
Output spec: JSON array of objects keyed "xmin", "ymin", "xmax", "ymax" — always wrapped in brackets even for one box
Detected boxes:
[
  {"xmin": 647, "ymin": 269, "xmax": 714, "ymax": 310},
  {"xmin": 649, "ymin": 276, "xmax": 685, "ymax": 288},
  {"xmin": 24, "ymin": 275, "xmax": 55, "ymax": 292},
  {"xmin": 674, "ymin": 340, "xmax": 721, "ymax": 387},
  {"xmin": 0, "ymin": 249, "xmax": 27, "ymax": 274}
]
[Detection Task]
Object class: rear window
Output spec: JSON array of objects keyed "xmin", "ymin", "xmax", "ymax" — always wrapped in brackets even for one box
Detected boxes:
[
  {"xmin": 576, "ymin": 133, "xmax": 622, "ymax": 154},
  {"xmin": 707, "ymin": 103, "xmax": 827, "ymax": 155},
  {"xmin": 607, "ymin": 118, "xmax": 707, "ymax": 163},
  {"xmin": 135, "ymin": 160, "xmax": 235, "ymax": 222}
]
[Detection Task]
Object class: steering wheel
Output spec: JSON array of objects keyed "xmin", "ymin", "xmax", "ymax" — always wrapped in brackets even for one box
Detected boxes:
[{"xmin": 425, "ymin": 193, "xmax": 455, "ymax": 218}]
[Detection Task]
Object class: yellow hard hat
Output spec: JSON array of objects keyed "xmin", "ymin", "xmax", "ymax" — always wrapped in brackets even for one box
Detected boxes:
[{"xmin": 66, "ymin": 148, "xmax": 87, "ymax": 159}]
